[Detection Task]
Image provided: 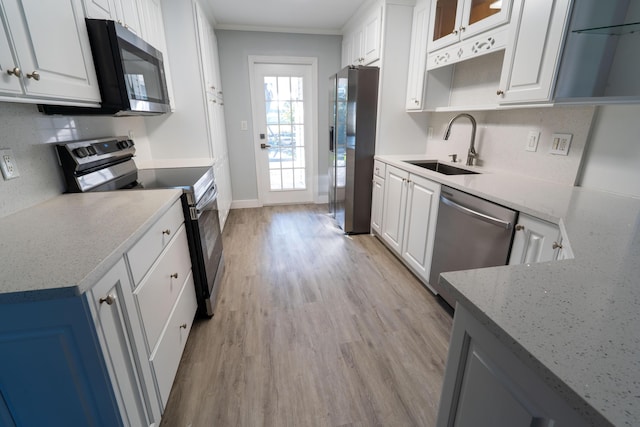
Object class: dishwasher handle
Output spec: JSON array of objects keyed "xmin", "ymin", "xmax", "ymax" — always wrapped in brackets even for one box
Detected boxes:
[{"xmin": 440, "ymin": 195, "xmax": 513, "ymax": 230}]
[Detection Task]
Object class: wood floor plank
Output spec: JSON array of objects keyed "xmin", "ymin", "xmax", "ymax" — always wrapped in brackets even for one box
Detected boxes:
[{"xmin": 159, "ymin": 204, "xmax": 452, "ymax": 427}]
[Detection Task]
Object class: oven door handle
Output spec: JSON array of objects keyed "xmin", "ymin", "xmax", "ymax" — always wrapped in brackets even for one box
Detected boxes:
[
  {"xmin": 440, "ymin": 195, "xmax": 512, "ymax": 229},
  {"xmin": 192, "ymin": 185, "xmax": 218, "ymax": 219}
]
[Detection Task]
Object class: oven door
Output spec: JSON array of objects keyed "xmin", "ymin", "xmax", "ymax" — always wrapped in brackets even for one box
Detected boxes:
[{"xmin": 192, "ymin": 185, "xmax": 223, "ymax": 316}]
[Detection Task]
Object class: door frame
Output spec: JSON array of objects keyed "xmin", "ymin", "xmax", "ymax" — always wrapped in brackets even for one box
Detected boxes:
[{"xmin": 248, "ymin": 55, "xmax": 318, "ymax": 205}]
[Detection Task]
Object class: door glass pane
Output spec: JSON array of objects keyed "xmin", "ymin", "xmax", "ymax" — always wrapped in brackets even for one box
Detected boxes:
[
  {"xmin": 263, "ymin": 75, "xmax": 307, "ymax": 191},
  {"xmin": 469, "ymin": 0, "xmax": 502, "ymax": 25},
  {"xmin": 433, "ymin": 0, "xmax": 458, "ymax": 41}
]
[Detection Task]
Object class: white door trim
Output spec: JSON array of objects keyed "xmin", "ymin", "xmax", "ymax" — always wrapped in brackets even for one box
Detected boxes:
[{"xmin": 248, "ymin": 55, "xmax": 319, "ymax": 205}]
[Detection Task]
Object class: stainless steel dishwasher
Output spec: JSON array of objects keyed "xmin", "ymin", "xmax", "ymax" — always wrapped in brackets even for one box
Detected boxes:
[{"xmin": 429, "ymin": 186, "xmax": 517, "ymax": 308}]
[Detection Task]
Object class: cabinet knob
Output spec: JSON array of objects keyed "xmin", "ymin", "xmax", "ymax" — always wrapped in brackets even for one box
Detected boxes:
[
  {"xmin": 179, "ymin": 323, "xmax": 187, "ymax": 329},
  {"xmin": 162, "ymin": 229, "xmax": 171, "ymax": 235},
  {"xmin": 496, "ymin": 89, "xmax": 505, "ymax": 96},
  {"xmin": 515, "ymin": 224, "xmax": 525, "ymax": 231},
  {"xmin": 170, "ymin": 273, "xmax": 179, "ymax": 279},
  {"xmin": 6, "ymin": 67, "xmax": 21, "ymax": 77},
  {"xmin": 99, "ymin": 294, "xmax": 116, "ymax": 305},
  {"xmin": 460, "ymin": 26, "xmax": 466, "ymax": 32},
  {"xmin": 452, "ymin": 29, "xmax": 459, "ymax": 35},
  {"xmin": 414, "ymin": 99, "xmax": 419, "ymax": 105},
  {"xmin": 552, "ymin": 242, "xmax": 563, "ymax": 250},
  {"xmin": 26, "ymin": 71, "xmax": 40, "ymax": 81}
]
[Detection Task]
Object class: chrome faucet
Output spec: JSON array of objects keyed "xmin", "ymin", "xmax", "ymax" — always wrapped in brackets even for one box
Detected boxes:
[{"xmin": 443, "ymin": 113, "xmax": 478, "ymax": 166}]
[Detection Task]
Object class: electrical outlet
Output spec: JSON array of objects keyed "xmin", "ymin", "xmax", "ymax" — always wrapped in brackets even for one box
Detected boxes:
[
  {"xmin": 0, "ymin": 149, "xmax": 20, "ymax": 180},
  {"xmin": 549, "ymin": 133, "xmax": 572, "ymax": 156},
  {"xmin": 526, "ymin": 130, "xmax": 540, "ymax": 152}
]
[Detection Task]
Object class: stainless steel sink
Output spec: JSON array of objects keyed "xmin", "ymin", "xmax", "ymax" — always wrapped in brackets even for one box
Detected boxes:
[{"xmin": 405, "ymin": 160, "xmax": 479, "ymax": 175}]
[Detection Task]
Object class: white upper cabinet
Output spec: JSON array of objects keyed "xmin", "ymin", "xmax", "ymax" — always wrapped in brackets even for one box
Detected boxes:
[
  {"xmin": 405, "ymin": 0, "xmax": 432, "ymax": 110},
  {"xmin": 0, "ymin": 0, "xmax": 101, "ymax": 104},
  {"xmin": 428, "ymin": 0, "xmax": 512, "ymax": 52},
  {"xmin": 342, "ymin": 4, "xmax": 382, "ymax": 67},
  {"xmin": 0, "ymin": 24, "xmax": 22, "ymax": 94},
  {"xmin": 84, "ymin": 0, "xmax": 143, "ymax": 36},
  {"xmin": 497, "ymin": 0, "xmax": 572, "ymax": 104}
]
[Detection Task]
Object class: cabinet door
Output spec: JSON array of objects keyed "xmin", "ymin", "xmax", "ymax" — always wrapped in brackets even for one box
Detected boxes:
[
  {"xmin": 406, "ymin": 0, "xmax": 431, "ymax": 110},
  {"xmin": 402, "ymin": 174, "xmax": 440, "ymax": 282},
  {"xmin": 88, "ymin": 259, "xmax": 150, "ymax": 427},
  {"xmin": 83, "ymin": 0, "xmax": 117, "ymax": 20},
  {"xmin": 113, "ymin": 0, "xmax": 143, "ymax": 36},
  {"xmin": 381, "ymin": 165, "xmax": 409, "ymax": 254},
  {"xmin": 362, "ymin": 6, "xmax": 382, "ymax": 64},
  {"xmin": 371, "ymin": 174, "xmax": 385, "ymax": 235},
  {"xmin": 428, "ymin": 0, "xmax": 464, "ymax": 52},
  {"xmin": 497, "ymin": 0, "xmax": 572, "ymax": 104},
  {"xmin": 2, "ymin": 0, "xmax": 101, "ymax": 103},
  {"xmin": 351, "ymin": 27, "xmax": 364, "ymax": 65},
  {"xmin": 508, "ymin": 213, "xmax": 561, "ymax": 265},
  {"xmin": 341, "ymin": 34, "xmax": 353, "ymax": 68},
  {"xmin": 438, "ymin": 305, "xmax": 587, "ymax": 426},
  {"xmin": 459, "ymin": 0, "xmax": 512, "ymax": 41},
  {"xmin": 0, "ymin": 24, "xmax": 22, "ymax": 94}
]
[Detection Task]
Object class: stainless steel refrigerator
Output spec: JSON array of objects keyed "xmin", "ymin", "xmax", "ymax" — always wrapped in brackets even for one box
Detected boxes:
[{"xmin": 329, "ymin": 66, "xmax": 379, "ymax": 234}]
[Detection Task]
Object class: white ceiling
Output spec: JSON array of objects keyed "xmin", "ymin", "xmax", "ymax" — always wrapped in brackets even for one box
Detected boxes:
[{"xmin": 206, "ymin": 0, "xmax": 371, "ymax": 35}]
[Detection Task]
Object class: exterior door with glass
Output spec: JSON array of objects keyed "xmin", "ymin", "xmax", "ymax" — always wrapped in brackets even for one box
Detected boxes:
[{"xmin": 250, "ymin": 60, "xmax": 316, "ymax": 205}]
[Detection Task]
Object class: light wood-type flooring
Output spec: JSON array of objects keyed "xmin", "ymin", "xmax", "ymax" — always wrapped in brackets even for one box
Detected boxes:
[{"xmin": 160, "ymin": 204, "xmax": 453, "ymax": 427}]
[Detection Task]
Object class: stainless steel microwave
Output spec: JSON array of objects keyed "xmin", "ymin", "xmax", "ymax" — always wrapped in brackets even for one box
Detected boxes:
[{"xmin": 39, "ymin": 19, "xmax": 171, "ymax": 116}]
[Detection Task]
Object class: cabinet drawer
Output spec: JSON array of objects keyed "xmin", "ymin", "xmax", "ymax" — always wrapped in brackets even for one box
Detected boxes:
[
  {"xmin": 128, "ymin": 199, "xmax": 184, "ymax": 285},
  {"xmin": 374, "ymin": 160, "xmax": 386, "ymax": 178},
  {"xmin": 150, "ymin": 274, "xmax": 197, "ymax": 408},
  {"xmin": 135, "ymin": 224, "xmax": 192, "ymax": 352}
]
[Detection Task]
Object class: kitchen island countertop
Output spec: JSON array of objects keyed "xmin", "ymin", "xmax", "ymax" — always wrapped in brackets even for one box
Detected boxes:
[
  {"xmin": 377, "ymin": 154, "xmax": 640, "ymax": 427},
  {"xmin": 0, "ymin": 189, "xmax": 182, "ymax": 303}
]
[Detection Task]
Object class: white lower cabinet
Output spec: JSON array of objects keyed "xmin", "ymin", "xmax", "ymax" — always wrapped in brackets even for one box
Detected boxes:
[
  {"xmin": 509, "ymin": 213, "xmax": 563, "ymax": 265},
  {"xmin": 379, "ymin": 163, "xmax": 440, "ymax": 284},
  {"xmin": 371, "ymin": 173, "xmax": 385, "ymax": 235},
  {"xmin": 381, "ymin": 165, "xmax": 409, "ymax": 253},
  {"xmin": 88, "ymin": 259, "xmax": 154, "ymax": 427},
  {"xmin": 401, "ymin": 173, "xmax": 440, "ymax": 283},
  {"xmin": 150, "ymin": 273, "xmax": 197, "ymax": 406},
  {"xmin": 437, "ymin": 305, "xmax": 587, "ymax": 426}
]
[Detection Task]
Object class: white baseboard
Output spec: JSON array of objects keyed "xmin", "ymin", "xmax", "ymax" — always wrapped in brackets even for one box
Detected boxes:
[
  {"xmin": 316, "ymin": 195, "xmax": 328, "ymax": 204},
  {"xmin": 230, "ymin": 199, "xmax": 262, "ymax": 209}
]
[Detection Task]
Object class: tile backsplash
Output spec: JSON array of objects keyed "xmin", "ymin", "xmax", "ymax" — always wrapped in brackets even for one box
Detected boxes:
[
  {"xmin": 426, "ymin": 106, "xmax": 596, "ymax": 185},
  {"xmin": 0, "ymin": 102, "xmax": 150, "ymax": 218}
]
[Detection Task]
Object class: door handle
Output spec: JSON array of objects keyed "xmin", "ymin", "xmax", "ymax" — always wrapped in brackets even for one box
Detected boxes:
[
  {"xmin": 440, "ymin": 195, "xmax": 512, "ymax": 229},
  {"xmin": 260, "ymin": 143, "xmax": 271, "ymax": 149}
]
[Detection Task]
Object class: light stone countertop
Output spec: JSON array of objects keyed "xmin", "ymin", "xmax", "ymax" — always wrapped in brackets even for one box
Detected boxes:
[
  {"xmin": 377, "ymin": 154, "xmax": 640, "ymax": 427},
  {"xmin": 0, "ymin": 189, "xmax": 182, "ymax": 303}
]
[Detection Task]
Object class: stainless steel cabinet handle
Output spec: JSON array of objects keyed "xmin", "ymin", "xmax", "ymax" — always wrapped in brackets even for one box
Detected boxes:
[
  {"xmin": 440, "ymin": 195, "xmax": 512, "ymax": 229},
  {"xmin": 179, "ymin": 323, "xmax": 187, "ymax": 329},
  {"xmin": 162, "ymin": 229, "xmax": 171, "ymax": 235},
  {"xmin": 552, "ymin": 242, "xmax": 563, "ymax": 250},
  {"xmin": 260, "ymin": 143, "xmax": 271, "ymax": 149},
  {"xmin": 170, "ymin": 273, "xmax": 179, "ymax": 279},
  {"xmin": 6, "ymin": 67, "xmax": 21, "ymax": 77},
  {"xmin": 26, "ymin": 71, "xmax": 40, "ymax": 81},
  {"xmin": 99, "ymin": 294, "xmax": 116, "ymax": 305},
  {"xmin": 497, "ymin": 89, "xmax": 505, "ymax": 96},
  {"xmin": 515, "ymin": 224, "xmax": 525, "ymax": 231}
]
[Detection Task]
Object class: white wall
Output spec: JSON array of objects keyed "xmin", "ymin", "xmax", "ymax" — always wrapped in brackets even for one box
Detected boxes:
[
  {"xmin": 215, "ymin": 30, "xmax": 342, "ymax": 203},
  {"xmin": 0, "ymin": 102, "xmax": 151, "ymax": 218},
  {"xmin": 578, "ymin": 105, "xmax": 640, "ymax": 197},
  {"xmin": 425, "ymin": 106, "xmax": 596, "ymax": 185}
]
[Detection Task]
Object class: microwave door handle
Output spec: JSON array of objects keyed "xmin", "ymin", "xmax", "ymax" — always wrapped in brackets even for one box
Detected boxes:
[{"xmin": 440, "ymin": 195, "xmax": 512, "ymax": 229}]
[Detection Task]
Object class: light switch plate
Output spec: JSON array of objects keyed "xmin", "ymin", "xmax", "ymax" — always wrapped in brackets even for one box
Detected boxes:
[
  {"xmin": 526, "ymin": 130, "xmax": 540, "ymax": 152},
  {"xmin": 0, "ymin": 149, "xmax": 20, "ymax": 180},
  {"xmin": 549, "ymin": 133, "xmax": 572, "ymax": 156}
]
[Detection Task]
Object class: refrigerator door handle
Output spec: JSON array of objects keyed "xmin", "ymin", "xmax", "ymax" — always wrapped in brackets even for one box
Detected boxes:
[{"xmin": 329, "ymin": 126, "xmax": 334, "ymax": 152}]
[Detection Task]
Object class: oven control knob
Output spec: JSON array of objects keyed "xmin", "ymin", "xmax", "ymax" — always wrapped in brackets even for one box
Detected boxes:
[
  {"xmin": 86, "ymin": 146, "xmax": 97, "ymax": 156},
  {"xmin": 117, "ymin": 140, "xmax": 127, "ymax": 149},
  {"xmin": 73, "ymin": 147, "xmax": 89, "ymax": 158}
]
